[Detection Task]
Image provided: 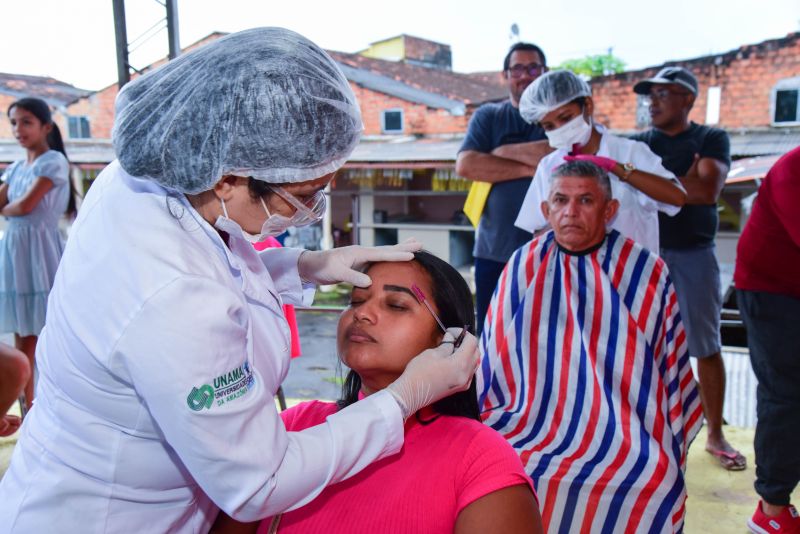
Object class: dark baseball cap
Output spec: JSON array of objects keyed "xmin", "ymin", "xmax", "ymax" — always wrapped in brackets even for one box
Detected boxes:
[{"xmin": 633, "ymin": 66, "xmax": 698, "ymax": 95}]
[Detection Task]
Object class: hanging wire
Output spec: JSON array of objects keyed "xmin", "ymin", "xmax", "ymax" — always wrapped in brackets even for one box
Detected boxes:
[{"xmin": 128, "ymin": 18, "xmax": 168, "ymax": 54}]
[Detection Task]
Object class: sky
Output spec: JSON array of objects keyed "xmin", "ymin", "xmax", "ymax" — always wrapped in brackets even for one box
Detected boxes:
[{"xmin": 2, "ymin": 0, "xmax": 799, "ymax": 91}]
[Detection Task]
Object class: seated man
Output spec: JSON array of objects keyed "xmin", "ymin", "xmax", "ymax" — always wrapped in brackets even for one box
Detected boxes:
[
  {"xmin": 514, "ymin": 70, "xmax": 686, "ymax": 253},
  {"xmin": 215, "ymin": 251, "xmax": 542, "ymax": 534},
  {"xmin": 479, "ymin": 160, "xmax": 703, "ymax": 533}
]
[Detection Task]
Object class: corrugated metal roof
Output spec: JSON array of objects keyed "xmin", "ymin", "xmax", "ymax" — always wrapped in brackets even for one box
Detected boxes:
[
  {"xmin": 728, "ymin": 128, "xmax": 800, "ymax": 156},
  {"xmin": 329, "ymin": 50, "xmax": 507, "ymax": 105},
  {"xmin": 3, "ymin": 131, "xmax": 794, "ymax": 169},
  {"xmin": 337, "ymin": 64, "xmax": 465, "ymax": 115},
  {"xmin": 727, "ymin": 154, "xmax": 782, "ymax": 183},
  {"xmin": 1, "ymin": 138, "xmax": 464, "ymax": 166},
  {"xmin": 348, "ymin": 138, "xmax": 461, "ymax": 162},
  {"xmin": 0, "ymin": 140, "xmax": 114, "ymax": 165},
  {"xmin": 691, "ymin": 348, "xmax": 757, "ymax": 428}
]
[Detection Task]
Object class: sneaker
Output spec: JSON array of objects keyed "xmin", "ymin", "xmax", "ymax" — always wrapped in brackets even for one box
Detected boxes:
[{"xmin": 748, "ymin": 501, "xmax": 800, "ymax": 534}]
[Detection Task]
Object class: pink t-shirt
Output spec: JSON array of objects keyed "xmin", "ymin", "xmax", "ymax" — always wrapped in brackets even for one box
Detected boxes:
[
  {"xmin": 252, "ymin": 237, "xmax": 301, "ymax": 358},
  {"xmin": 259, "ymin": 401, "xmax": 535, "ymax": 534}
]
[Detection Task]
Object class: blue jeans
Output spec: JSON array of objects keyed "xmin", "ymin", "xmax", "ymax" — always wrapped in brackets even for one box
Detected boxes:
[{"xmin": 474, "ymin": 257, "xmax": 507, "ymax": 335}]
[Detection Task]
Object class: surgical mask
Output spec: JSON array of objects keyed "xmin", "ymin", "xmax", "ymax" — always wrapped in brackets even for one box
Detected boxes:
[
  {"xmin": 545, "ymin": 113, "xmax": 593, "ymax": 150},
  {"xmin": 215, "ymin": 186, "xmax": 326, "ymax": 243}
]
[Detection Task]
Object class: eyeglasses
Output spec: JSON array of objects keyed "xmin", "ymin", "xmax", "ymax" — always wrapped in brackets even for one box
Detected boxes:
[
  {"xmin": 268, "ymin": 185, "xmax": 325, "ymax": 215},
  {"xmin": 649, "ymin": 87, "xmax": 692, "ymax": 101},
  {"xmin": 508, "ymin": 63, "xmax": 545, "ymax": 79}
]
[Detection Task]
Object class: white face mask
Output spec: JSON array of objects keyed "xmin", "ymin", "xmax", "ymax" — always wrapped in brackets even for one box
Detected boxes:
[
  {"xmin": 545, "ymin": 113, "xmax": 593, "ymax": 150},
  {"xmin": 215, "ymin": 186, "xmax": 327, "ymax": 244}
]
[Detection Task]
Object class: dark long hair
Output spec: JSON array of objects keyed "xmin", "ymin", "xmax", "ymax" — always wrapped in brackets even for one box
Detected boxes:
[
  {"xmin": 337, "ymin": 251, "xmax": 480, "ymax": 423},
  {"xmin": 8, "ymin": 97, "xmax": 77, "ymax": 217}
]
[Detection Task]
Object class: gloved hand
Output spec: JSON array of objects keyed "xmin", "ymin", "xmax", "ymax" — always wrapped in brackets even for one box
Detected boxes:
[
  {"xmin": 563, "ymin": 153, "xmax": 618, "ymax": 172},
  {"xmin": 298, "ymin": 239, "xmax": 423, "ymax": 287},
  {"xmin": 386, "ymin": 328, "xmax": 480, "ymax": 419}
]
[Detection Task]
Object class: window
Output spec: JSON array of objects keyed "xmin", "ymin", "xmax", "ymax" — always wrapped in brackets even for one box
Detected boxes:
[
  {"xmin": 775, "ymin": 90, "xmax": 798, "ymax": 122},
  {"xmin": 68, "ymin": 116, "xmax": 91, "ymax": 139},
  {"xmin": 381, "ymin": 109, "xmax": 403, "ymax": 133},
  {"xmin": 771, "ymin": 77, "xmax": 800, "ymax": 125},
  {"xmin": 635, "ymin": 95, "xmax": 651, "ymax": 129}
]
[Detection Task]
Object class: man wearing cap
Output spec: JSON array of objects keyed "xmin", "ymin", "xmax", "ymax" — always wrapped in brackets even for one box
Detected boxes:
[
  {"xmin": 631, "ymin": 67, "xmax": 743, "ymax": 471},
  {"xmin": 456, "ymin": 42, "xmax": 552, "ymax": 333}
]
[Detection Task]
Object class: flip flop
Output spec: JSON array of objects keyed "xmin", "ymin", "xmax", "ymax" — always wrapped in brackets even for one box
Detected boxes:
[{"xmin": 707, "ymin": 448, "xmax": 747, "ymax": 471}]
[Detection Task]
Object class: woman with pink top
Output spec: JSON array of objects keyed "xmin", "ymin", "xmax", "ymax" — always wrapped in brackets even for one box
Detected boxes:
[{"xmin": 215, "ymin": 251, "xmax": 542, "ymax": 534}]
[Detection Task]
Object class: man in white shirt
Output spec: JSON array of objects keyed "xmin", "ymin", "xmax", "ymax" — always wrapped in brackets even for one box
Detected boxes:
[{"xmin": 514, "ymin": 70, "xmax": 686, "ymax": 252}]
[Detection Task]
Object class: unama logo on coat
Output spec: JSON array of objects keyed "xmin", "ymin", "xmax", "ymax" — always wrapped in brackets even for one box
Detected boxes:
[{"xmin": 186, "ymin": 361, "xmax": 255, "ymax": 411}]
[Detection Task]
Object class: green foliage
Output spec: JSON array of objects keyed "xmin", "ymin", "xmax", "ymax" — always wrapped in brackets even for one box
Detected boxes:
[
  {"xmin": 558, "ymin": 53, "xmax": 627, "ymax": 77},
  {"xmin": 323, "ymin": 376, "xmax": 345, "ymax": 386},
  {"xmin": 311, "ymin": 283, "xmax": 352, "ymax": 307}
]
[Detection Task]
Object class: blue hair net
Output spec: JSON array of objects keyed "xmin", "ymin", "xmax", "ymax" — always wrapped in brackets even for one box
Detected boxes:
[
  {"xmin": 112, "ymin": 27, "xmax": 362, "ymax": 193},
  {"xmin": 519, "ymin": 70, "xmax": 592, "ymax": 123}
]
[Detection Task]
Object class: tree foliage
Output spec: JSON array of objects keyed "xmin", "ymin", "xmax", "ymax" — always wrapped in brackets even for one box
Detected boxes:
[{"xmin": 558, "ymin": 53, "xmax": 627, "ymax": 77}]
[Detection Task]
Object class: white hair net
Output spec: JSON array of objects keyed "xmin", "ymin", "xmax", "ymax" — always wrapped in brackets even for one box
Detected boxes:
[
  {"xmin": 519, "ymin": 70, "xmax": 592, "ymax": 123},
  {"xmin": 112, "ymin": 27, "xmax": 362, "ymax": 193}
]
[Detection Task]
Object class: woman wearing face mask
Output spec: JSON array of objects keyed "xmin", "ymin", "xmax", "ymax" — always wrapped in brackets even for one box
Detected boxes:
[
  {"xmin": 0, "ymin": 28, "xmax": 479, "ymax": 533},
  {"xmin": 513, "ymin": 70, "xmax": 686, "ymax": 253}
]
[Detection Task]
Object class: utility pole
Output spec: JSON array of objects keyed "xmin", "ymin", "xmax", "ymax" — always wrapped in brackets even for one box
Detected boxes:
[
  {"xmin": 112, "ymin": 0, "xmax": 181, "ymax": 89},
  {"xmin": 166, "ymin": 0, "xmax": 181, "ymax": 60},
  {"xmin": 112, "ymin": 0, "xmax": 130, "ymax": 88}
]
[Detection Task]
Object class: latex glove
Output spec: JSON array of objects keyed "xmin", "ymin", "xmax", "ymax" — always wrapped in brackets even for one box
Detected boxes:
[
  {"xmin": 563, "ymin": 153, "xmax": 618, "ymax": 172},
  {"xmin": 298, "ymin": 239, "xmax": 422, "ymax": 287},
  {"xmin": 386, "ymin": 327, "xmax": 480, "ymax": 419}
]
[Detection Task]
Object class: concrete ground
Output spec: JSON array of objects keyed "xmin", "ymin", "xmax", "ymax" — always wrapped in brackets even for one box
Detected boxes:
[{"xmin": 1, "ymin": 311, "xmax": 795, "ymax": 532}]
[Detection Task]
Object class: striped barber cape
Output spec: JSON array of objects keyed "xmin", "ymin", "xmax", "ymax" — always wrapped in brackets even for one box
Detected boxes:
[{"xmin": 478, "ymin": 230, "xmax": 703, "ymax": 534}]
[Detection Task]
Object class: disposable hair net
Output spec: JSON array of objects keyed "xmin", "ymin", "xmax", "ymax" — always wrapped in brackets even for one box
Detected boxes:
[
  {"xmin": 112, "ymin": 27, "xmax": 362, "ymax": 193},
  {"xmin": 519, "ymin": 70, "xmax": 592, "ymax": 123}
]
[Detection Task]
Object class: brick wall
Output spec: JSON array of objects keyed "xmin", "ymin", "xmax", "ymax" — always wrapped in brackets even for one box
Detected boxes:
[
  {"xmin": 591, "ymin": 33, "xmax": 800, "ymax": 131},
  {"xmin": 57, "ymin": 79, "xmax": 470, "ymax": 142},
  {"xmin": 350, "ymin": 82, "xmax": 468, "ymax": 135},
  {"xmin": 67, "ymin": 85, "xmax": 118, "ymax": 139}
]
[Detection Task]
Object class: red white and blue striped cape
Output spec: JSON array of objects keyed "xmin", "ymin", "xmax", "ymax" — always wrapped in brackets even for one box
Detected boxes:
[{"xmin": 478, "ymin": 230, "xmax": 703, "ymax": 534}]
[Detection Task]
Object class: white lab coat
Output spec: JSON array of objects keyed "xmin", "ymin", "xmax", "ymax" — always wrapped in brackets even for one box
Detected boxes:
[
  {"xmin": 514, "ymin": 132, "xmax": 683, "ymax": 252},
  {"xmin": 0, "ymin": 161, "xmax": 403, "ymax": 533}
]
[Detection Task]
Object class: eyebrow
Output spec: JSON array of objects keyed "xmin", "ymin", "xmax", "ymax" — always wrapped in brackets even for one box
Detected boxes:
[{"xmin": 383, "ymin": 284, "xmax": 417, "ymax": 299}]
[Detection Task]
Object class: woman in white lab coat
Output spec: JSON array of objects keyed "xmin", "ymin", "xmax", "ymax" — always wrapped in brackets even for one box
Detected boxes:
[{"xmin": 0, "ymin": 28, "xmax": 478, "ymax": 533}]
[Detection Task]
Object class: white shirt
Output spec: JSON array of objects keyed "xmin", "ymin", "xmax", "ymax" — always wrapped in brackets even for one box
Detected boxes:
[
  {"xmin": 0, "ymin": 161, "xmax": 403, "ymax": 533},
  {"xmin": 514, "ymin": 132, "xmax": 682, "ymax": 252}
]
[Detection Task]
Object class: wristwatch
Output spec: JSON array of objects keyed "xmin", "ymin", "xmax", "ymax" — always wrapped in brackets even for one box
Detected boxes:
[{"xmin": 620, "ymin": 162, "xmax": 636, "ymax": 181}]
